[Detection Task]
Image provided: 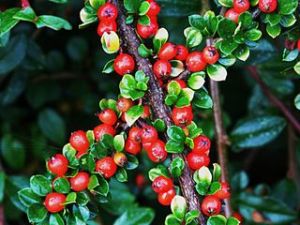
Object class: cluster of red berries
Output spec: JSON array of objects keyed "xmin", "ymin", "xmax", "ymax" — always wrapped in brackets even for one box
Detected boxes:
[
  {"xmin": 97, "ymin": 2, "xmax": 118, "ymax": 36},
  {"xmin": 201, "ymin": 181, "xmax": 231, "ymax": 216},
  {"xmin": 137, "ymin": 0, "xmax": 160, "ymax": 39},
  {"xmin": 152, "ymin": 176, "xmax": 176, "ymax": 206}
]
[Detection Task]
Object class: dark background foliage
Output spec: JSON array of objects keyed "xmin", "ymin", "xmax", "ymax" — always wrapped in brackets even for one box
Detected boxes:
[{"xmin": 0, "ymin": 0, "xmax": 299, "ymax": 224}]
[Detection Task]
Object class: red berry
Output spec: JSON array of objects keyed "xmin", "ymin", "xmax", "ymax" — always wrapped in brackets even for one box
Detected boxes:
[
  {"xmin": 146, "ymin": 0, "xmax": 161, "ymax": 16},
  {"xmin": 93, "ymin": 124, "xmax": 116, "ymax": 142},
  {"xmin": 141, "ymin": 125, "xmax": 158, "ymax": 143},
  {"xmin": 175, "ymin": 45, "xmax": 189, "ymax": 61},
  {"xmin": 128, "ymin": 127, "xmax": 142, "ymax": 142},
  {"xmin": 97, "ymin": 20, "xmax": 117, "ymax": 36},
  {"xmin": 47, "ymin": 154, "xmax": 69, "ymax": 177},
  {"xmin": 98, "ymin": 109, "xmax": 118, "ymax": 126},
  {"xmin": 186, "ymin": 52, "xmax": 207, "ymax": 72},
  {"xmin": 152, "ymin": 176, "xmax": 173, "ymax": 193},
  {"xmin": 233, "ymin": 0, "xmax": 250, "ymax": 13},
  {"xmin": 142, "ymin": 141, "xmax": 153, "ymax": 152},
  {"xmin": 137, "ymin": 16, "xmax": 158, "ymax": 39},
  {"xmin": 142, "ymin": 105, "xmax": 151, "ymax": 119},
  {"xmin": 97, "ymin": 3, "xmax": 118, "ymax": 21},
  {"xmin": 44, "ymin": 193, "xmax": 66, "ymax": 213},
  {"xmin": 225, "ymin": 9, "xmax": 240, "ymax": 23},
  {"xmin": 69, "ymin": 130, "xmax": 89, "ymax": 152},
  {"xmin": 95, "ymin": 157, "xmax": 117, "ymax": 178},
  {"xmin": 258, "ymin": 0, "xmax": 277, "ymax": 13},
  {"xmin": 147, "ymin": 140, "xmax": 168, "ymax": 163},
  {"xmin": 70, "ymin": 172, "xmax": 90, "ymax": 192},
  {"xmin": 214, "ymin": 182, "xmax": 231, "ymax": 199},
  {"xmin": 76, "ymin": 151, "xmax": 86, "ymax": 159},
  {"xmin": 125, "ymin": 139, "xmax": 142, "ymax": 155},
  {"xmin": 172, "ymin": 105, "xmax": 193, "ymax": 127},
  {"xmin": 203, "ymin": 46, "xmax": 220, "ymax": 65},
  {"xmin": 192, "ymin": 135, "xmax": 211, "ymax": 155},
  {"xmin": 114, "ymin": 53, "xmax": 135, "ymax": 76},
  {"xmin": 117, "ymin": 98, "xmax": 133, "ymax": 112},
  {"xmin": 233, "ymin": 212, "xmax": 243, "ymax": 223},
  {"xmin": 297, "ymin": 40, "xmax": 300, "ymax": 51},
  {"xmin": 113, "ymin": 152, "xmax": 127, "ymax": 167},
  {"xmin": 201, "ymin": 195, "xmax": 222, "ymax": 216},
  {"xmin": 158, "ymin": 188, "xmax": 176, "ymax": 206},
  {"xmin": 167, "ymin": 79, "xmax": 187, "ymax": 89},
  {"xmin": 187, "ymin": 152, "xmax": 210, "ymax": 170},
  {"xmin": 153, "ymin": 60, "xmax": 172, "ymax": 79},
  {"xmin": 158, "ymin": 42, "xmax": 177, "ymax": 61},
  {"xmin": 136, "ymin": 173, "xmax": 146, "ymax": 189}
]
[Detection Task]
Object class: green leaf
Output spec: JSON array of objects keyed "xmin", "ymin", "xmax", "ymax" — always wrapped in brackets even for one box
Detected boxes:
[
  {"xmin": 153, "ymin": 119, "xmax": 166, "ymax": 132},
  {"xmin": 170, "ymin": 157, "xmax": 185, "ymax": 178},
  {"xmin": 280, "ymin": 14, "xmax": 296, "ymax": 27},
  {"xmin": 50, "ymin": 213, "xmax": 65, "ymax": 225},
  {"xmin": 50, "ymin": 0, "xmax": 69, "ymax": 3},
  {"xmin": 114, "ymin": 207, "xmax": 154, "ymax": 225},
  {"xmin": 231, "ymin": 171, "xmax": 249, "ymax": 191},
  {"xmin": 193, "ymin": 89, "xmax": 213, "ymax": 109},
  {"xmin": 208, "ymin": 182, "xmax": 221, "ymax": 194},
  {"xmin": 153, "ymin": 28, "xmax": 169, "ymax": 52},
  {"xmin": 0, "ymin": 35, "xmax": 27, "ymax": 76},
  {"xmin": 13, "ymin": 7, "xmax": 36, "ymax": 22},
  {"xmin": 114, "ymin": 134, "xmax": 125, "ymax": 152},
  {"xmin": 166, "ymin": 140, "xmax": 184, "ymax": 153},
  {"xmin": 245, "ymin": 29, "xmax": 262, "ymax": 41},
  {"xmin": 94, "ymin": 176, "xmax": 109, "ymax": 196},
  {"xmin": 212, "ymin": 163, "xmax": 221, "ymax": 181},
  {"xmin": 89, "ymin": 0, "xmax": 105, "ymax": 9},
  {"xmin": 226, "ymin": 217, "xmax": 240, "ymax": 225},
  {"xmin": 188, "ymin": 73, "xmax": 205, "ymax": 90},
  {"xmin": 138, "ymin": 44, "xmax": 153, "ymax": 58},
  {"xmin": 188, "ymin": 15, "xmax": 206, "ymax": 30},
  {"xmin": 167, "ymin": 80, "xmax": 181, "ymax": 96},
  {"xmin": 116, "ymin": 168, "xmax": 128, "ymax": 182},
  {"xmin": 294, "ymin": 94, "xmax": 300, "ymax": 110},
  {"xmin": 219, "ymin": 39, "xmax": 239, "ymax": 56},
  {"xmin": 138, "ymin": 15, "xmax": 150, "ymax": 26},
  {"xmin": 30, "ymin": 175, "xmax": 52, "ymax": 196},
  {"xmin": 234, "ymin": 45, "xmax": 250, "ymax": 61},
  {"xmin": 27, "ymin": 204, "xmax": 48, "ymax": 223},
  {"xmin": 125, "ymin": 155, "xmax": 139, "ymax": 170},
  {"xmin": 207, "ymin": 215, "xmax": 227, "ymax": 225},
  {"xmin": 164, "ymin": 214, "xmax": 181, "ymax": 225},
  {"xmin": 0, "ymin": 135, "xmax": 25, "ymax": 170},
  {"xmin": 184, "ymin": 27, "xmax": 202, "ymax": 48},
  {"xmin": 282, "ymin": 49, "xmax": 299, "ymax": 62},
  {"xmin": 38, "ymin": 109, "xmax": 66, "ymax": 145},
  {"xmin": 294, "ymin": 61, "xmax": 300, "ymax": 75},
  {"xmin": 0, "ymin": 8, "xmax": 20, "ymax": 37},
  {"xmin": 0, "ymin": 172, "xmax": 4, "ymax": 202},
  {"xmin": 207, "ymin": 64, "xmax": 227, "ymax": 81},
  {"xmin": 171, "ymin": 195, "xmax": 187, "ymax": 220},
  {"xmin": 18, "ymin": 188, "xmax": 41, "ymax": 207},
  {"xmin": 65, "ymin": 192, "xmax": 77, "ymax": 204},
  {"xmin": 36, "ymin": 15, "xmax": 72, "ymax": 30},
  {"xmin": 139, "ymin": 1, "xmax": 150, "ymax": 15},
  {"xmin": 124, "ymin": 0, "xmax": 140, "ymax": 13},
  {"xmin": 230, "ymin": 115, "xmax": 286, "ymax": 150},
  {"xmin": 167, "ymin": 126, "xmax": 186, "ymax": 142},
  {"xmin": 217, "ymin": 18, "xmax": 236, "ymax": 38},
  {"xmin": 125, "ymin": 105, "xmax": 144, "ymax": 126},
  {"xmin": 266, "ymin": 24, "xmax": 281, "ymax": 39},
  {"xmin": 53, "ymin": 177, "xmax": 71, "ymax": 194},
  {"xmin": 88, "ymin": 175, "xmax": 99, "ymax": 190},
  {"xmin": 185, "ymin": 210, "xmax": 200, "ymax": 224},
  {"xmin": 186, "ymin": 122, "xmax": 202, "ymax": 139},
  {"xmin": 218, "ymin": 0, "xmax": 233, "ymax": 7},
  {"xmin": 278, "ymin": 0, "xmax": 298, "ymax": 15},
  {"xmin": 148, "ymin": 166, "xmax": 169, "ymax": 181}
]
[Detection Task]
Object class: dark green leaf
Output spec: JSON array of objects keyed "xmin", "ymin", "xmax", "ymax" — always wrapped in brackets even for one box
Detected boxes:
[
  {"xmin": 27, "ymin": 204, "xmax": 48, "ymax": 223},
  {"xmin": 30, "ymin": 175, "xmax": 52, "ymax": 196},
  {"xmin": 36, "ymin": 15, "xmax": 72, "ymax": 30}
]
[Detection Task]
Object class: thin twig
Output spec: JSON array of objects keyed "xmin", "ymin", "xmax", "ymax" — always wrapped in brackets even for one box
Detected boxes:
[{"xmin": 248, "ymin": 66, "xmax": 300, "ymax": 134}]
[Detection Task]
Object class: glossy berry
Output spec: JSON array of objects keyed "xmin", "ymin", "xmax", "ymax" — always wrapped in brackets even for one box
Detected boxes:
[
  {"xmin": 95, "ymin": 157, "xmax": 117, "ymax": 178},
  {"xmin": 47, "ymin": 154, "xmax": 69, "ymax": 177},
  {"xmin": 125, "ymin": 139, "xmax": 142, "ymax": 155},
  {"xmin": 201, "ymin": 195, "xmax": 222, "ymax": 216},
  {"xmin": 70, "ymin": 172, "xmax": 90, "ymax": 192},
  {"xmin": 113, "ymin": 152, "xmax": 127, "ymax": 167},
  {"xmin": 258, "ymin": 0, "xmax": 278, "ymax": 13},
  {"xmin": 203, "ymin": 46, "xmax": 220, "ymax": 65},
  {"xmin": 114, "ymin": 53, "xmax": 135, "ymax": 76},
  {"xmin": 214, "ymin": 182, "xmax": 231, "ymax": 199},
  {"xmin": 69, "ymin": 130, "xmax": 89, "ymax": 152},
  {"xmin": 147, "ymin": 139, "xmax": 168, "ymax": 162},
  {"xmin": 142, "ymin": 105, "xmax": 151, "ymax": 119},
  {"xmin": 93, "ymin": 124, "xmax": 116, "ymax": 142},
  {"xmin": 153, "ymin": 60, "xmax": 172, "ymax": 79},
  {"xmin": 97, "ymin": 3, "xmax": 118, "ymax": 21},
  {"xmin": 117, "ymin": 97, "xmax": 133, "ymax": 112},
  {"xmin": 128, "ymin": 126, "xmax": 142, "ymax": 142},
  {"xmin": 98, "ymin": 108, "xmax": 118, "ymax": 126},
  {"xmin": 175, "ymin": 45, "xmax": 189, "ymax": 61},
  {"xmin": 233, "ymin": 0, "xmax": 250, "ymax": 13},
  {"xmin": 152, "ymin": 176, "xmax": 173, "ymax": 193},
  {"xmin": 186, "ymin": 52, "xmax": 207, "ymax": 72},
  {"xmin": 158, "ymin": 188, "xmax": 176, "ymax": 206},
  {"xmin": 142, "ymin": 141, "xmax": 153, "ymax": 152},
  {"xmin": 225, "ymin": 9, "xmax": 240, "ymax": 23},
  {"xmin": 137, "ymin": 17, "xmax": 158, "ymax": 39},
  {"xmin": 146, "ymin": 0, "xmax": 161, "ymax": 16},
  {"xmin": 97, "ymin": 20, "xmax": 117, "ymax": 36},
  {"xmin": 141, "ymin": 125, "xmax": 158, "ymax": 143},
  {"xmin": 297, "ymin": 40, "xmax": 300, "ymax": 51},
  {"xmin": 158, "ymin": 42, "xmax": 177, "ymax": 61},
  {"xmin": 192, "ymin": 135, "xmax": 211, "ymax": 155},
  {"xmin": 172, "ymin": 105, "xmax": 193, "ymax": 127},
  {"xmin": 167, "ymin": 79, "xmax": 187, "ymax": 89},
  {"xmin": 44, "ymin": 193, "xmax": 66, "ymax": 213},
  {"xmin": 187, "ymin": 152, "xmax": 210, "ymax": 170},
  {"xmin": 233, "ymin": 212, "xmax": 243, "ymax": 223}
]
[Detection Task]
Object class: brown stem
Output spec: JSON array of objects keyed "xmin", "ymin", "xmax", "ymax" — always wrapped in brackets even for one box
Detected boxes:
[
  {"xmin": 113, "ymin": 0, "xmax": 205, "ymax": 223},
  {"xmin": 209, "ymin": 80, "xmax": 232, "ymax": 217},
  {"xmin": 177, "ymin": 70, "xmax": 191, "ymax": 80},
  {"xmin": 248, "ymin": 66, "xmax": 300, "ymax": 134}
]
